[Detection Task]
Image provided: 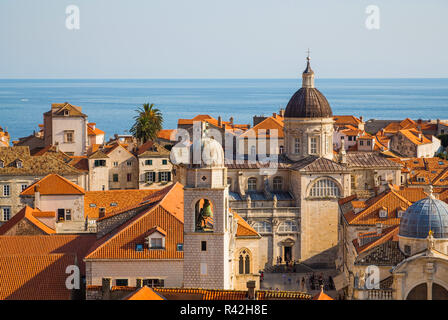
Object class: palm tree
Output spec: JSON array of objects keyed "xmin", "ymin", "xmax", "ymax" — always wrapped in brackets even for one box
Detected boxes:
[{"xmin": 130, "ymin": 103, "xmax": 163, "ymax": 145}]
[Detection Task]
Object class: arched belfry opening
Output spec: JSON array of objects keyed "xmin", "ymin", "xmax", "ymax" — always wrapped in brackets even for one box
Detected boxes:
[{"xmin": 195, "ymin": 199, "xmax": 214, "ymax": 232}]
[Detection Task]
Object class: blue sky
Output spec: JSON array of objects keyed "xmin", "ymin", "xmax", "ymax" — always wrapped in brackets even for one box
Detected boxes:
[{"xmin": 0, "ymin": 0, "xmax": 447, "ymax": 78}]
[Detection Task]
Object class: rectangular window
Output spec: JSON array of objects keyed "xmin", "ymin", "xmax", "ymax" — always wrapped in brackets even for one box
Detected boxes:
[
  {"xmin": 201, "ymin": 241, "xmax": 207, "ymax": 251},
  {"xmin": 162, "ymin": 159, "xmax": 168, "ymax": 165},
  {"xmin": 113, "ymin": 161, "xmax": 118, "ymax": 167},
  {"xmin": 177, "ymin": 243, "xmax": 184, "ymax": 251},
  {"xmin": 64, "ymin": 130, "xmax": 74, "ymax": 143},
  {"xmin": 145, "ymin": 172, "xmax": 156, "ymax": 183},
  {"xmin": 115, "ymin": 279, "xmax": 128, "ymax": 287},
  {"xmin": 145, "ymin": 159, "xmax": 153, "ymax": 166},
  {"xmin": 21, "ymin": 184, "xmax": 28, "ymax": 192},
  {"xmin": 294, "ymin": 138, "xmax": 300, "ymax": 154},
  {"xmin": 57, "ymin": 208, "xmax": 65, "ymax": 221},
  {"xmin": 126, "ymin": 160, "xmax": 132, "ymax": 166},
  {"xmin": 310, "ymin": 137, "xmax": 317, "ymax": 154},
  {"xmin": 159, "ymin": 171, "xmax": 171, "ymax": 182},
  {"xmin": 360, "ymin": 140, "xmax": 364, "ymax": 146},
  {"xmin": 150, "ymin": 238, "xmax": 163, "ymax": 249},
  {"xmin": 65, "ymin": 209, "xmax": 72, "ymax": 221},
  {"xmin": 94, "ymin": 160, "xmax": 106, "ymax": 167},
  {"xmin": 3, "ymin": 185, "xmax": 10, "ymax": 197},
  {"xmin": 127, "ymin": 173, "xmax": 132, "ymax": 182},
  {"xmin": 112, "ymin": 174, "xmax": 119, "ymax": 182},
  {"xmin": 367, "ymin": 140, "xmax": 371, "ymax": 146},
  {"xmin": 135, "ymin": 244, "xmax": 143, "ymax": 251},
  {"xmin": 2, "ymin": 207, "xmax": 11, "ymax": 221},
  {"xmin": 348, "ymin": 136, "xmax": 353, "ymax": 141},
  {"xmin": 143, "ymin": 279, "xmax": 165, "ymax": 288}
]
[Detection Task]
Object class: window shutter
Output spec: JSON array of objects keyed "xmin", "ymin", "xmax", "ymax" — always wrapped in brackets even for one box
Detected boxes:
[
  {"xmin": 167, "ymin": 172, "xmax": 171, "ymax": 181},
  {"xmin": 158, "ymin": 172, "xmax": 162, "ymax": 182}
]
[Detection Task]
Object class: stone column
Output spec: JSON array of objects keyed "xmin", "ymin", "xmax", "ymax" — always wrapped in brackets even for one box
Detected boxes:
[{"xmin": 393, "ymin": 273, "xmax": 405, "ymax": 300}]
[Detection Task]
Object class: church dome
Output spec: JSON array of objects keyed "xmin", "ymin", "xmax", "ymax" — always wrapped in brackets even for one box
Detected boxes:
[
  {"xmin": 399, "ymin": 193, "xmax": 448, "ymax": 239},
  {"xmin": 284, "ymin": 55, "xmax": 332, "ymax": 118},
  {"xmin": 284, "ymin": 87, "xmax": 332, "ymax": 118}
]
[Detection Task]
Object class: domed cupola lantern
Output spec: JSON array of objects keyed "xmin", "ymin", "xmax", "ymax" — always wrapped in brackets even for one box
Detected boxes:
[
  {"xmin": 398, "ymin": 186, "xmax": 448, "ymax": 256},
  {"xmin": 283, "ymin": 51, "xmax": 335, "ymax": 161}
]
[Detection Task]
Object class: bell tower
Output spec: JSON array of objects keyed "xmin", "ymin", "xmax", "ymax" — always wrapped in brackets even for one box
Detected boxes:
[{"xmin": 180, "ymin": 127, "xmax": 235, "ymax": 289}]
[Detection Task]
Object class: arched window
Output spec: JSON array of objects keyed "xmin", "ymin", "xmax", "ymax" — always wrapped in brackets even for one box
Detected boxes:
[
  {"xmin": 252, "ymin": 221, "xmax": 272, "ymax": 233},
  {"xmin": 278, "ymin": 220, "xmax": 298, "ymax": 232},
  {"xmin": 309, "ymin": 178, "xmax": 341, "ymax": 198},
  {"xmin": 238, "ymin": 249, "xmax": 251, "ymax": 274},
  {"xmin": 279, "ymin": 146, "xmax": 284, "ymax": 154},
  {"xmin": 247, "ymin": 178, "xmax": 257, "ymax": 191},
  {"xmin": 273, "ymin": 176, "xmax": 283, "ymax": 191}
]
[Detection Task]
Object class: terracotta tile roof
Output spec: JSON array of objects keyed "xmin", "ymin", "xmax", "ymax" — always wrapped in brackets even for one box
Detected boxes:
[
  {"xmin": 178, "ymin": 115, "xmax": 250, "ymax": 131},
  {"xmin": 0, "ymin": 146, "xmax": 81, "ymax": 176},
  {"xmin": 353, "ymin": 225, "xmax": 399, "ymax": 254},
  {"xmin": 84, "ymin": 189, "xmax": 160, "ymax": 219},
  {"xmin": 124, "ymin": 286, "xmax": 166, "ymax": 300},
  {"xmin": 333, "ymin": 115, "xmax": 362, "ymax": 127},
  {"xmin": 312, "ymin": 288, "xmax": 334, "ymax": 300},
  {"xmin": 233, "ymin": 211, "xmax": 260, "ymax": 237},
  {"xmin": 399, "ymin": 128, "xmax": 432, "ymax": 145},
  {"xmin": 157, "ymin": 129, "xmax": 178, "ymax": 142},
  {"xmin": 47, "ymin": 102, "xmax": 86, "ymax": 117},
  {"xmin": 136, "ymin": 141, "xmax": 170, "ymax": 156},
  {"xmin": 87, "ymin": 123, "xmax": 105, "ymax": 136},
  {"xmin": 0, "ymin": 206, "xmax": 55, "ymax": 235},
  {"xmin": 0, "ymin": 235, "xmax": 96, "ymax": 274},
  {"xmin": 68, "ymin": 156, "xmax": 89, "ymax": 172},
  {"xmin": 0, "ymin": 253, "xmax": 75, "ymax": 300},
  {"xmin": 343, "ymin": 189, "xmax": 418, "ymax": 226},
  {"xmin": 21, "ymin": 173, "xmax": 85, "ymax": 196},
  {"xmin": 85, "ymin": 183, "xmax": 184, "ymax": 260},
  {"xmin": 239, "ymin": 116, "xmax": 284, "ymax": 139}
]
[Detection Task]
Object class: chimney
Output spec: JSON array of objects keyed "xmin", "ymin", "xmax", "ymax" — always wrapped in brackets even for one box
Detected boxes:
[
  {"xmin": 55, "ymin": 142, "xmax": 59, "ymax": 152},
  {"xmin": 34, "ymin": 185, "xmax": 41, "ymax": 210},
  {"xmin": 359, "ymin": 116, "xmax": 363, "ymax": 122},
  {"xmin": 101, "ymin": 277, "xmax": 112, "ymax": 300},
  {"xmin": 229, "ymin": 117, "xmax": 234, "ymax": 125},
  {"xmin": 273, "ymin": 112, "xmax": 277, "ymax": 119},
  {"xmin": 218, "ymin": 116, "xmax": 222, "ymax": 127},
  {"xmin": 136, "ymin": 278, "xmax": 143, "ymax": 288},
  {"xmin": 246, "ymin": 280, "xmax": 256, "ymax": 300}
]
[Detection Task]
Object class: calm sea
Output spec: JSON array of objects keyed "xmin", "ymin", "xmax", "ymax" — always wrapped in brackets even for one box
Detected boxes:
[{"xmin": 0, "ymin": 78, "xmax": 447, "ymax": 141}]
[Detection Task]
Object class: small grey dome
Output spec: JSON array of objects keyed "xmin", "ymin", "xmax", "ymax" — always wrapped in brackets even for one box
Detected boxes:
[{"xmin": 399, "ymin": 196, "xmax": 448, "ymax": 239}]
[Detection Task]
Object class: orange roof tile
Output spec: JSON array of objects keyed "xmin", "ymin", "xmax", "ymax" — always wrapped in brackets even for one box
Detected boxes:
[
  {"xmin": 353, "ymin": 225, "xmax": 399, "ymax": 254},
  {"xmin": 21, "ymin": 174, "xmax": 85, "ymax": 196},
  {"xmin": 0, "ymin": 235, "xmax": 96, "ymax": 274},
  {"xmin": 124, "ymin": 286, "xmax": 166, "ymax": 300},
  {"xmin": 333, "ymin": 115, "xmax": 362, "ymax": 127},
  {"xmin": 344, "ymin": 189, "xmax": 417, "ymax": 226},
  {"xmin": 0, "ymin": 254, "xmax": 75, "ymax": 300},
  {"xmin": 239, "ymin": 116, "xmax": 284, "ymax": 138},
  {"xmin": 84, "ymin": 189, "xmax": 160, "ymax": 219},
  {"xmin": 399, "ymin": 128, "xmax": 431, "ymax": 145},
  {"xmin": 157, "ymin": 129, "xmax": 177, "ymax": 141},
  {"xmin": 0, "ymin": 206, "xmax": 55, "ymax": 235},
  {"xmin": 233, "ymin": 211, "xmax": 260, "ymax": 237},
  {"xmin": 312, "ymin": 288, "xmax": 334, "ymax": 300}
]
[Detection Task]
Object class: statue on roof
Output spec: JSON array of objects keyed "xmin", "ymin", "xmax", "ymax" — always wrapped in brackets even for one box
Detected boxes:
[{"xmin": 427, "ymin": 229, "xmax": 435, "ymax": 250}]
